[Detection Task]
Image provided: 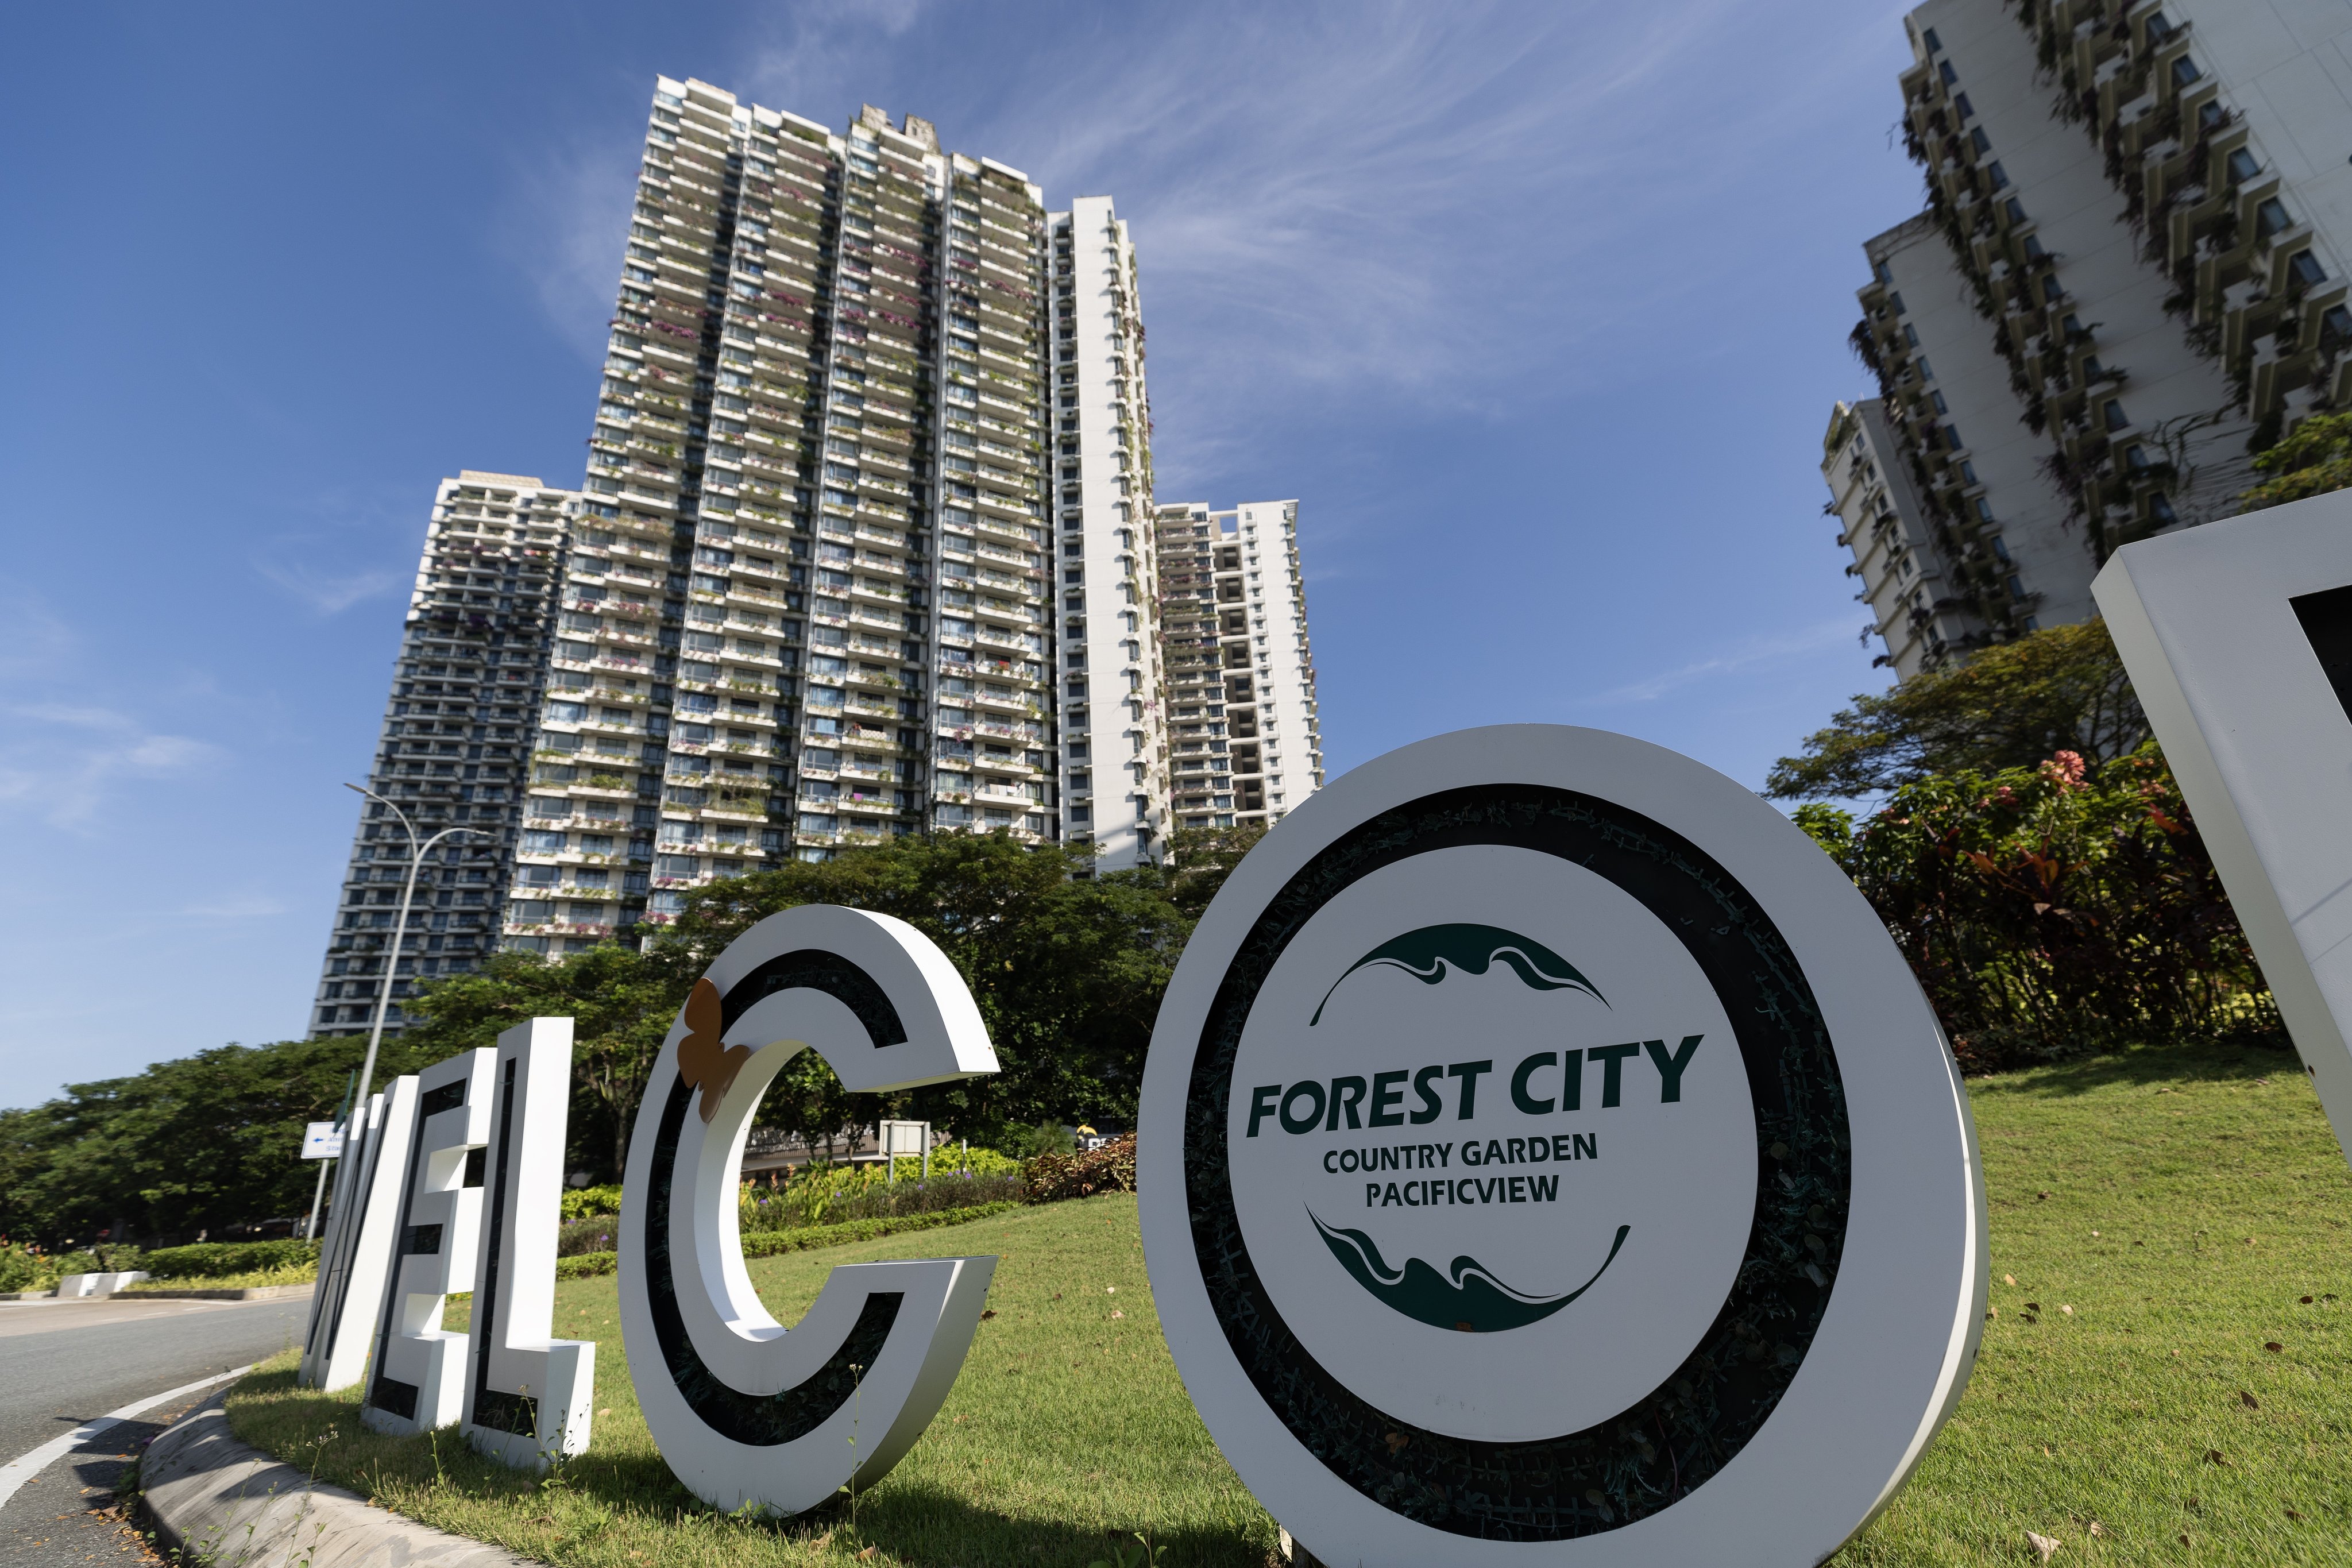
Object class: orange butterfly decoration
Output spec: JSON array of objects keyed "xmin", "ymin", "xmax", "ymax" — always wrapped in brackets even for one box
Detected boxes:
[{"xmin": 675, "ymin": 977, "xmax": 752, "ymax": 1123}]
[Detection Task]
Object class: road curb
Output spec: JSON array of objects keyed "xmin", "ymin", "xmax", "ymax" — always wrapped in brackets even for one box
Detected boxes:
[
  {"xmin": 127, "ymin": 1284, "xmax": 318, "ymax": 1301},
  {"xmin": 138, "ymin": 1389, "xmax": 532, "ymax": 1568}
]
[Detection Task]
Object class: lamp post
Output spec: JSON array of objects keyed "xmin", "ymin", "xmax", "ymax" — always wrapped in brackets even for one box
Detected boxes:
[{"xmin": 315, "ymin": 785, "xmax": 473, "ymax": 1250}]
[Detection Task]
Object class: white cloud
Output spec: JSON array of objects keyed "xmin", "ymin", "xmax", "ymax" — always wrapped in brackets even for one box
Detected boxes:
[
  {"xmin": 256, "ymin": 559, "xmax": 406, "ymax": 615},
  {"xmin": 497, "ymin": 1, "xmax": 1911, "ymax": 501},
  {"xmin": 0, "ymin": 706, "xmax": 222, "ymax": 828},
  {"xmin": 1582, "ymin": 620, "xmax": 1857, "ymax": 706},
  {"xmin": 180, "ymin": 893, "xmax": 290, "ymax": 920},
  {"xmin": 0, "ymin": 590, "xmax": 226, "ymax": 829},
  {"xmin": 714, "ymin": 1, "xmax": 1875, "ymax": 481},
  {"xmin": 502, "ymin": 114, "xmax": 646, "ymax": 358}
]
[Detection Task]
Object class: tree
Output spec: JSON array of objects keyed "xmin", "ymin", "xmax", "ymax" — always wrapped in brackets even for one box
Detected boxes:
[
  {"xmin": 0, "ymin": 1034, "xmax": 432, "ymax": 1248},
  {"xmin": 399, "ymin": 944, "xmax": 683, "ymax": 1180},
  {"xmin": 1794, "ymin": 746, "xmax": 2270, "ymax": 1069},
  {"xmin": 2241, "ymin": 410, "xmax": 2352, "ymax": 511},
  {"xmin": 1165, "ymin": 822, "xmax": 1268, "ymax": 919},
  {"xmin": 669, "ymin": 831, "xmax": 1191, "ymax": 1140},
  {"xmin": 1767, "ymin": 620, "xmax": 2147, "ymax": 800}
]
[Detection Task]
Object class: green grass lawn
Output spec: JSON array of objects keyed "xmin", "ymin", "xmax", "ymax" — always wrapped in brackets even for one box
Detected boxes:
[
  {"xmin": 225, "ymin": 1040, "xmax": 2352, "ymax": 1566},
  {"xmin": 1841, "ymin": 1040, "xmax": 2352, "ymax": 1565}
]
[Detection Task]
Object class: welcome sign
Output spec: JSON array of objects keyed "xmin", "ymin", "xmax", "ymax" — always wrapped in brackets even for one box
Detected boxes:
[
  {"xmin": 1141, "ymin": 725, "xmax": 1988, "ymax": 1564},
  {"xmin": 302, "ymin": 906, "xmax": 1002, "ymax": 1507}
]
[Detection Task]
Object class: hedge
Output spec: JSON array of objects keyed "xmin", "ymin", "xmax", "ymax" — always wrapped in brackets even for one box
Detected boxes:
[
  {"xmin": 551, "ymin": 1202, "xmax": 1024, "ymax": 1280},
  {"xmin": 143, "ymin": 1239, "xmax": 321, "ymax": 1280},
  {"xmin": 1025, "ymin": 1133, "xmax": 1137, "ymax": 1203}
]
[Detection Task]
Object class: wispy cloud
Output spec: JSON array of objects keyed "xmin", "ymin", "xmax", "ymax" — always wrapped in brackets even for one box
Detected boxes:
[
  {"xmin": 1582, "ymin": 620, "xmax": 1857, "ymax": 705},
  {"xmin": 501, "ymin": 109, "xmax": 647, "ymax": 358},
  {"xmin": 180, "ymin": 893, "xmax": 289, "ymax": 920},
  {"xmin": 255, "ymin": 559, "xmax": 406, "ymax": 615},
  {"xmin": 0, "ymin": 705, "xmax": 222, "ymax": 828},
  {"xmin": 701, "ymin": 0, "xmax": 1870, "ymax": 484},
  {"xmin": 0, "ymin": 589, "xmax": 226, "ymax": 828}
]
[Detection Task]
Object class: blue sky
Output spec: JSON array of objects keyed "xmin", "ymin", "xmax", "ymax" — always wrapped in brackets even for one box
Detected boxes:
[{"xmin": 0, "ymin": 1, "xmax": 1926, "ymax": 1104}]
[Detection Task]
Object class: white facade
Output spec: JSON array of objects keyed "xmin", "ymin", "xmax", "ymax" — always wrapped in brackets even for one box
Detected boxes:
[
  {"xmin": 310, "ymin": 472, "xmax": 575, "ymax": 1037},
  {"xmin": 1153, "ymin": 500, "xmax": 1324, "ymax": 828},
  {"xmin": 1824, "ymin": 0, "xmax": 2352, "ymax": 675},
  {"xmin": 1820, "ymin": 401, "xmax": 1980, "ymax": 679},
  {"xmin": 1049, "ymin": 197, "xmax": 1169, "ymax": 870}
]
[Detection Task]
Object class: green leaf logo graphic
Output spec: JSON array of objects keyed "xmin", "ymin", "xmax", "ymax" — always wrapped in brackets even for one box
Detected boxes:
[
  {"xmin": 1308, "ymin": 1211, "xmax": 1631, "ymax": 1333},
  {"xmin": 1310, "ymin": 923, "xmax": 1606, "ymax": 1025}
]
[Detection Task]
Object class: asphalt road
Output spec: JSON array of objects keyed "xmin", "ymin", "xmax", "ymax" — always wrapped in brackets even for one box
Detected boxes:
[{"xmin": 0, "ymin": 1295, "xmax": 315, "ymax": 1568}]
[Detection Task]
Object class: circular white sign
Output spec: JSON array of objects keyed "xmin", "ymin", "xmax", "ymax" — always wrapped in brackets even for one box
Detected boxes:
[{"xmin": 1138, "ymin": 727, "xmax": 1987, "ymax": 1566}]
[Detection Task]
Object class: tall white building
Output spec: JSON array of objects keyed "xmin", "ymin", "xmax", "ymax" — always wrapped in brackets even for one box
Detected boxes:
[
  {"xmin": 1825, "ymin": 0, "xmax": 2352, "ymax": 674},
  {"xmin": 308, "ymin": 78, "xmax": 1154, "ymax": 1034},
  {"xmin": 310, "ymin": 472, "xmax": 578, "ymax": 1037},
  {"xmin": 1153, "ymin": 500, "xmax": 1325, "ymax": 828},
  {"xmin": 1050, "ymin": 196, "xmax": 1169, "ymax": 869}
]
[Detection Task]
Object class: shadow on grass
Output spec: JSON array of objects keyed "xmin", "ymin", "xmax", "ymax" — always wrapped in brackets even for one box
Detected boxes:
[
  {"xmin": 1973, "ymin": 1034, "xmax": 2300, "ymax": 1100},
  {"xmin": 229, "ymin": 1363, "xmax": 1272, "ymax": 1567},
  {"xmin": 231, "ymin": 1362, "xmax": 693, "ymax": 1515},
  {"xmin": 805, "ymin": 1482, "xmax": 1266, "ymax": 1567}
]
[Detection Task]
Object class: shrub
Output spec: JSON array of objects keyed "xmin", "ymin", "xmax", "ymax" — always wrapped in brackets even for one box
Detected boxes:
[
  {"xmin": 0, "ymin": 1242, "xmax": 57, "ymax": 1292},
  {"xmin": 1026, "ymin": 1133, "xmax": 1137, "ymax": 1203},
  {"xmin": 51, "ymin": 1245, "xmax": 144, "ymax": 1278},
  {"xmin": 1798, "ymin": 744, "xmax": 2277, "ymax": 1071},
  {"xmin": 144, "ymin": 1240, "xmax": 319, "ymax": 1280},
  {"xmin": 551, "ymin": 1202, "xmax": 1022, "ymax": 1280},
  {"xmin": 561, "ymin": 1184, "xmax": 624, "ymax": 1222}
]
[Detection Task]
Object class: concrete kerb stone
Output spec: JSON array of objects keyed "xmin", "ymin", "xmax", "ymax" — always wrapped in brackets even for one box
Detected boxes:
[
  {"xmin": 138, "ymin": 1388, "xmax": 532, "ymax": 1568},
  {"xmin": 130, "ymin": 1284, "xmax": 319, "ymax": 1302}
]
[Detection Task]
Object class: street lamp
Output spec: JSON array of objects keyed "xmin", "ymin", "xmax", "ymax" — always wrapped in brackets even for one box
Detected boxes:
[{"xmin": 316, "ymin": 784, "xmax": 474, "ymax": 1243}]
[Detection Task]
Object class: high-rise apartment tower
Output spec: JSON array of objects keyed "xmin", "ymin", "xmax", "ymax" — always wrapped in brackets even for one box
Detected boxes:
[
  {"xmin": 308, "ymin": 77, "xmax": 1197, "ymax": 1036},
  {"xmin": 1152, "ymin": 500, "xmax": 1324, "ymax": 827},
  {"xmin": 1824, "ymin": 0, "xmax": 2352, "ymax": 675},
  {"xmin": 310, "ymin": 472, "xmax": 578, "ymax": 1037}
]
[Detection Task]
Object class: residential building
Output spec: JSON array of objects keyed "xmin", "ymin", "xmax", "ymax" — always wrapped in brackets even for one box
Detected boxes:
[
  {"xmin": 1049, "ymin": 196, "xmax": 1170, "ymax": 868},
  {"xmin": 1153, "ymin": 500, "xmax": 1324, "ymax": 828},
  {"xmin": 575, "ymin": 80, "xmax": 1068, "ymax": 932},
  {"xmin": 309, "ymin": 77, "xmax": 1187, "ymax": 1035},
  {"xmin": 310, "ymin": 472, "xmax": 577, "ymax": 1037},
  {"xmin": 1826, "ymin": 0, "xmax": 2352, "ymax": 673},
  {"xmin": 1820, "ymin": 400, "xmax": 1981, "ymax": 680}
]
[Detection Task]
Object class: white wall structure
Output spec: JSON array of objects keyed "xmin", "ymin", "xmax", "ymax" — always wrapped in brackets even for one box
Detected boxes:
[
  {"xmin": 1049, "ymin": 198, "xmax": 1169, "ymax": 868},
  {"xmin": 302, "ymin": 1079, "xmax": 421, "ymax": 1393},
  {"xmin": 619, "ymin": 904, "xmax": 999, "ymax": 1516},
  {"xmin": 1153, "ymin": 501, "xmax": 1326, "ymax": 828},
  {"xmin": 1139, "ymin": 725, "xmax": 1987, "ymax": 1565},
  {"xmin": 464, "ymin": 1019, "xmax": 597, "ymax": 1469},
  {"xmin": 2094, "ymin": 488, "xmax": 2352, "ymax": 1166},
  {"xmin": 360, "ymin": 1047, "xmax": 497, "ymax": 1438},
  {"xmin": 1818, "ymin": 0, "xmax": 2352, "ymax": 677}
]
